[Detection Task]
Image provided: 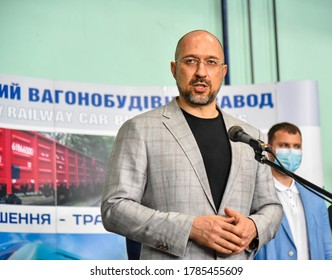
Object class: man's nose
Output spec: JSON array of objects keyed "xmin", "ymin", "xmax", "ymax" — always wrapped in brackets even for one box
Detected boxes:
[{"xmin": 194, "ymin": 61, "xmax": 208, "ymax": 77}]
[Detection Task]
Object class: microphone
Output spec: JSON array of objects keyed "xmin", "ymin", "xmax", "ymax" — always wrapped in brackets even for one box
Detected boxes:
[{"xmin": 228, "ymin": 125, "xmax": 272, "ymax": 152}]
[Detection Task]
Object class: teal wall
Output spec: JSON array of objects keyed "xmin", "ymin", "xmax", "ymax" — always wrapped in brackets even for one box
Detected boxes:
[
  {"xmin": 277, "ymin": 0, "xmax": 332, "ymax": 195},
  {"xmin": 1, "ymin": 0, "xmax": 331, "ymax": 194}
]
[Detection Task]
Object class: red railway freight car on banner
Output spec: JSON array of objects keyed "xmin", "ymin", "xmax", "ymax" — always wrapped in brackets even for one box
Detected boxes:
[{"xmin": 0, "ymin": 128, "xmax": 106, "ymax": 205}]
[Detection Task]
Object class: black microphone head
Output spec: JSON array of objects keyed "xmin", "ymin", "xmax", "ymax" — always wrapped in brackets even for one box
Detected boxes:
[{"xmin": 228, "ymin": 126, "xmax": 244, "ymax": 142}]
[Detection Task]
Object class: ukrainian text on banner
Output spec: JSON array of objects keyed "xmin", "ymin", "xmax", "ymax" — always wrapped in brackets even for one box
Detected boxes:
[{"xmin": 0, "ymin": 74, "xmax": 278, "ymax": 135}]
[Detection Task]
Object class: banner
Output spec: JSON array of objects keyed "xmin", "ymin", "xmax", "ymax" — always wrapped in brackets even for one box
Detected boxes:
[{"xmin": 0, "ymin": 74, "xmax": 323, "ymax": 259}]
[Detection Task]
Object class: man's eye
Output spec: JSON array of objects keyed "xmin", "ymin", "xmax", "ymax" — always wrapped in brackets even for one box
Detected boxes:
[
  {"xmin": 185, "ymin": 59, "xmax": 197, "ymax": 64},
  {"xmin": 206, "ymin": 59, "xmax": 217, "ymax": 65}
]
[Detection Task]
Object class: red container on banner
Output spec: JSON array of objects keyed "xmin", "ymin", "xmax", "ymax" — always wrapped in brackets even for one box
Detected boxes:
[{"xmin": 0, "ymin": 128, "xmax": 105, "ymax": 205}]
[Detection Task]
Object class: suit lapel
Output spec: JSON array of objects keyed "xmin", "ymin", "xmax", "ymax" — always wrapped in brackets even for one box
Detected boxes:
[
  {"xmin": 280, "ymin": 214, "xmax": 295, "ymax": 244},
  {"xmin": 298, "ymin": 185, "xmax": 315, "ymax": 255},
  {"xmin": 218, "ymin": 112, "xmax": 242, "ymax": 212},
  {"xmin": 162, "ymin": 99, "xmax": 217, "ymax": 212}
]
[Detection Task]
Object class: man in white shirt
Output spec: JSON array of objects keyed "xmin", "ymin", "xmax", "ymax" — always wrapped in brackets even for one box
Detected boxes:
[{"xmin": 255, "ymin": 122, "xmax": 332, "ymax": 260}]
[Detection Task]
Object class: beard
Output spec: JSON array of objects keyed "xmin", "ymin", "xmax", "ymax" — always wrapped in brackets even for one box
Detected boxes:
[{"xmin": 176, "ymin": 78, "xmax": 219, "ymax": 106}]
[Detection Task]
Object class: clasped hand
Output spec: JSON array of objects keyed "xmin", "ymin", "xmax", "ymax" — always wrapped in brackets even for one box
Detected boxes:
[{"xmin": 189, "ymin": 207, "xmax": 257, "ymax": 255}]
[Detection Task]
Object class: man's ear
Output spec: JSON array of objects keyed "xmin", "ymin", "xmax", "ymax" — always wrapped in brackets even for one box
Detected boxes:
[
  {"xmin": 267, "ymin": 144, "xmax": 274, "ymax": 161},
  {"xmin": 170, "ymin": 61, "xmax": 176, "ymax": 78}
]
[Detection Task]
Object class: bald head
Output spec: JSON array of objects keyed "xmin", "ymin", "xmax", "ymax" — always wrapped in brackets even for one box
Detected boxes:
[{"xmin": 174, "ymin": 30, "xmax": 224, "ymax": 60}]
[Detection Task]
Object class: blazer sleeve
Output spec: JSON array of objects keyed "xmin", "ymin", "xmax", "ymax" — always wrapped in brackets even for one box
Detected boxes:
[
  {"xmin": 101, "ymin": 118, "xmax": 194, "ymax": 258},
  {"xmin": 241, "ymin": 128, "xmax": 283, "ymax": 250}
]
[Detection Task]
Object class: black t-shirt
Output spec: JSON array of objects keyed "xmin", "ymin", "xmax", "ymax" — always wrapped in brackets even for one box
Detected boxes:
[{"xmin": 182, "ymin": 109, "xmax": 232, "ymax": 211}]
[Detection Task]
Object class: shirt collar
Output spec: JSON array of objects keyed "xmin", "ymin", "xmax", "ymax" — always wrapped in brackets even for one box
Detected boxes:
[{"xmin": 273, "ymin": 178, "xmax": 299, "ymax": 194}]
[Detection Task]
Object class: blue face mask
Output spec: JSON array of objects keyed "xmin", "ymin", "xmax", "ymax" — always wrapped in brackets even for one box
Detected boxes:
[{"xmin": 275, "ymin": 148, "xmax": 302, "ymax": 173}]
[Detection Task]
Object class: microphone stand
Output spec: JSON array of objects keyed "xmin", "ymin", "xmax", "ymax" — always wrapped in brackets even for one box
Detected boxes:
[{"xmin": 254, "ymin": 149, "xmax": 332, "ymax": 204}]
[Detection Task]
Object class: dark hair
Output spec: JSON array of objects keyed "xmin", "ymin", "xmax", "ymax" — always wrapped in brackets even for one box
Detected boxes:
[{"xmin": 268, "ymin": 122, "xmax": 302, "ymax": 144}]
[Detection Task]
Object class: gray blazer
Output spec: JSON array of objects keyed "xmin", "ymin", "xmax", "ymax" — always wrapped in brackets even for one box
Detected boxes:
[{"xmin": 101, "ymin": 98, "xmax": 282, "ymax": 260}]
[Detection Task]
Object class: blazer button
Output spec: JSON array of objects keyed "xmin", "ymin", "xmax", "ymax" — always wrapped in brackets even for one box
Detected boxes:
[
  {"xmin": 155, "ymin": 241, "xmax": 169, "ymax": 251},
  {"xmin": 288, "ymin": 251, "xmax": 294, "ymax": 257}
]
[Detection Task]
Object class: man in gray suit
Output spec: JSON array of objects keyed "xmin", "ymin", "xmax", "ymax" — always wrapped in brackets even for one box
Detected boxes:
[{"xmin": 101, "ymin": 30, "xmax": 282, "ymax": 260}]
